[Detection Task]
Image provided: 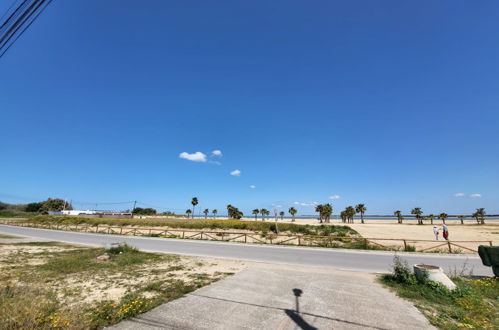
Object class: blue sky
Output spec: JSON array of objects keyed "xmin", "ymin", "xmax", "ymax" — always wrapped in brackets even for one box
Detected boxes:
[{"xmin": 1, "ymin": 1, "xmax": 498, "ymax": 215}]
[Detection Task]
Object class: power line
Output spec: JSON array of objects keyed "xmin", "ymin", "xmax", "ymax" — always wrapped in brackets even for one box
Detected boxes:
[{"xmin": 0, "ymin": 0, "xmax": 54, "ymax": 58}]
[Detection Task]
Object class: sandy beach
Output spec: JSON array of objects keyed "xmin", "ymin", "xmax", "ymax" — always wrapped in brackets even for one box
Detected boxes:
[{"xmin": 237, "ymin": 217, "xmax": 499, "ymax": 244}]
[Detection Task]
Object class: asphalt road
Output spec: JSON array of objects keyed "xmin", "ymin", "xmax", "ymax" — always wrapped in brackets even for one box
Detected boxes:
[{"xmin": 0, "ymin": 224, "xmax": 491, "ymax": 276}]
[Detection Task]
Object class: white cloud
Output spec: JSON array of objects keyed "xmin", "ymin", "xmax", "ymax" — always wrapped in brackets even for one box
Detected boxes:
[
  {"xmin": 294, "ymin": 201, "xmax": 318, "ymax": 206},
  {"xmin": 209, "ymin": 160, "xmax": 222, "ymax": 165},
  {"xmin": 179, "ymin": 151, "xmax": 207, "ymax": 162},
  {"xmin": 249, "ymin": 185, "xmax": 256, "ymax": 189},
  {"xmin": 454, "ymin": 193, "xmax": 465, "ymax": 197},
  {"xmin": 470, "ymin": 193, "xmax": 482, "ymax": 198},
  {"xmin": 329, "ymin": 195, "xmax": 341, "ymax": 200},
  {"xmin": 212, "ymin": 150, "xmax": 222, "ymax": 157},
  {"xmin": 230, "ymin": 169, "xmax": 241, "ymax": 176}
]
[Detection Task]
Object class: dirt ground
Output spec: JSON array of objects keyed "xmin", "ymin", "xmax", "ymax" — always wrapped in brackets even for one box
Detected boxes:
[
  {"xmin": 0, "ymin": 241, "xmax": 248, "ymax": 305},
  {"xmin": 347, "ymin": 222, "xmax": 498, "ymax": 243}
]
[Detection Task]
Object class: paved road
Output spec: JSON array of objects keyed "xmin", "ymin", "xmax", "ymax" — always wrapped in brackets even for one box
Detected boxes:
[
  {"xmin": 111, "ymin": 265, "xmax": 435, "ymax": 330},
  {"xmin": 0, "ymin": 224, "xmax": 491, "ymax": 276}
]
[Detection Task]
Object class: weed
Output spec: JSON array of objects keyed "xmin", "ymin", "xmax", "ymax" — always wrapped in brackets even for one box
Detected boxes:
[
  {"xmin": 106, "ymin": 243, "xmax": 138, "ymax": 255},
  {"xmin": 381, "ymin": 257, "xmax": 499, "ymax": 329}
]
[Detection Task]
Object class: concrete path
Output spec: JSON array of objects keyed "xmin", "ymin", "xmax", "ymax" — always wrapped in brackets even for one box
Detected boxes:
[
  {"xmin": 0, "ymin": 225, "xmax": 490, "ymax": 276},
  {"xmin": 111, "ymin": 264, "xmax": 435, "ymax": 330}
]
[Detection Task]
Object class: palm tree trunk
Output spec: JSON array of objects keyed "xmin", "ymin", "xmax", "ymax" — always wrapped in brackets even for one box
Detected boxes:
[
  {"xmin": 361, "ymin": 213, "xmax": 364, "ymax": 224},
  {"xmin": 192, "ymin": 206, "xmax": 195, "ymax": 219}
]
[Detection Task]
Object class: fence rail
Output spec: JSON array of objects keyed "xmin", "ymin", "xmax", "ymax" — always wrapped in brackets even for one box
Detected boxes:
[{"xmin": 0, "ymin": 219, "xmax": 493, "ymax": 254}]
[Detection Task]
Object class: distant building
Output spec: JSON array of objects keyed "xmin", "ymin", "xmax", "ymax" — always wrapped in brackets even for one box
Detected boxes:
[{"xmin": 49, "ymin": 210, "xmax": 132, "ymax": 219}]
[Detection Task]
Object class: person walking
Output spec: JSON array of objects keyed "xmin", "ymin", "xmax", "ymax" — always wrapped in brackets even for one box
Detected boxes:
[
  {"xmin": 442, "ymin": 224, "xmax": 449, "ymax": 240},
  {"xmin": 433, "ymin": 225, "xmax": 439, "ymax": 240}
]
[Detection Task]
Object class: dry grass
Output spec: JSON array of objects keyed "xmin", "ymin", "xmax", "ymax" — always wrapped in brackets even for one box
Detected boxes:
[{"xmin": 0, "ymin": 241, "xmax": 245, "ymax": 329}]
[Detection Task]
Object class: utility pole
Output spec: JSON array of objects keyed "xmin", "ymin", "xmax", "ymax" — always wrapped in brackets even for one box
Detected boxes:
[
  {"xmin": 131, "ymin": 200, "xmax": 137, "ymax": 218},
  {"xmin": 274, "ymin": 208, "xmax": 279, "ymax": 235}
]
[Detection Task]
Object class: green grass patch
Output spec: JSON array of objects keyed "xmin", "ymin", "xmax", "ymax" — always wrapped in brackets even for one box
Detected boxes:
[
  {"xmin": 381, "ymin": 257, "xmax": 499, "ymax": 329},
  {"xmin": 36, "ymin": 246, "xmax": 161, "ymax": 276},
  {"xmin": 0, "ymin": 233, "xmax": 22, "ymax": 239}
]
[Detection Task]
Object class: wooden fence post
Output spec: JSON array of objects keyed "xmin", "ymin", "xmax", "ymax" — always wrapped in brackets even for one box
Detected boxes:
[
  {"xmin": 244, "ymin": 234, "xmax": 247, "ymax": 243},
  {"xmin": 403, "ymin": 240, "xmax": 407, "ymax": 251},
  {"xmin": 448, "ymin": 241, "xmax": 452, "ymax": 253}
]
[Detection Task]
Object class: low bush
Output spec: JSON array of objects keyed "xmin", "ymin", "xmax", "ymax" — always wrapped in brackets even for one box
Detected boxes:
[
  {"xmin": 381, "ymin": 257, "xmax": 499, "ymax": 329},
  {"xmin": 26, "ymin": 215, "xmax": 359, "ymax": 237},
  {"xmin": 105, "ymin": 243, "xmax": 138, "ymax": 255}
]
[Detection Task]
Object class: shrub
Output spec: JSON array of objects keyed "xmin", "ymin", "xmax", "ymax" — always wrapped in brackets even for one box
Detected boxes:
[
  {"xmin": 27, "ymin": 215, "xmax": 359, "ymax": 237},
  {"xmin": 390, "ymin": 256, "xmax": 418, "ymax": 285},
  {"xmin": 404, "ymin": 244, "xmax": 416, "ymax": 252},
  {"xmin": 106, "ymin": 243, "xmax": 139, "ymax": 255}
]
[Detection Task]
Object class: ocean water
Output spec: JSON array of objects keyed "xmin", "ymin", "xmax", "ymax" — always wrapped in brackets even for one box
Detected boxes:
[{"xmin": 200, "ymin": 215, "xmax": 499, "ymax": 221}]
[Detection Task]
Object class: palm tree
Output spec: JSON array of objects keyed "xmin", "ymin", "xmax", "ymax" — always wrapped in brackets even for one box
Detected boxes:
[
  {"xmin": 212, "ymin": 209, "xmax": 217, "ymax": 219},
  {"xmin": 345, "ymin": 206, "xmax": 356, "ymax": 223},
  {"xmin": 260, "ymin": 209, "xmax": 268, "ymax": 222},
  {"xmin": 185, "ymin": 209, "xmax": 192, "ymax": 218},
  {"xmin": 315, "ymin": 204, "xmax": 324, "ymax": 223},
  {"xmin": 411, "ymin": 207, "xmax": 423, "ymax": 225},
  {"xmin": 355, "ymin": 204, "xmax": 366, "ymax": 224},
  {"xmin": 203, "ymin": 208, "xmax": 209, "ymax": 219},
  {"xmin": 476, "ymin": 208, "xmax": 486, "ymax": 224},
  {"xmin": 394, "ymin": 210, "xmax": 403, "ymax": 224},
  {"xmin": 227, "ymin": 205, "xmax": 243, "ymax": 219},
  {"xmin": 442, "ymin": 213, "xmax": 449, "ymax": 224},
  {"xmin": 252, "ymin": 209, "xmax": 259, "ymax": 220},
  {"xmin": 458, "ymin": 215, "xmax": 465, "ymax": 225},
  {"xmin": 428, "ymin": 214, "xmax": 435, "ymax": 225},
  {"xmin": 340, "ymin": 211, "xmax": 347, "ymax": 223},
  {"xmin": 279, "ymin": 211, "xmax": 285, "ymax": 220},
  {"xmin": 472, "ymin": 211, "xmax": 479, "ymax": 224},
  {"xmin": 322, "ymin": 203, "xmax": 333, "ymax": 223},
  {"xmin": 288, "ymin": 207, "xmax": 297, "ymax": 222},
  {"xmin": 191, "ymin": 197, "xmax": 198, "ymax": 219}
]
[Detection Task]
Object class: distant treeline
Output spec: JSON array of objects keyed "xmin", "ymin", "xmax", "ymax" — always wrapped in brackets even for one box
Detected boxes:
[
  {"xmin": 0, "ymin": 198, "xmax": 72, "ymax": 217},
  {"xmin": 131, "ymin": 207, "xmax": 179, "ymax": 216}
]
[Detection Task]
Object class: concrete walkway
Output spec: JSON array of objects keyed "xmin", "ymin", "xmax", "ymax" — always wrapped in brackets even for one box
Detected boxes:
[{"xmin": 111, "ymin": 264, "xmax": 435, "ymax": 330}]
